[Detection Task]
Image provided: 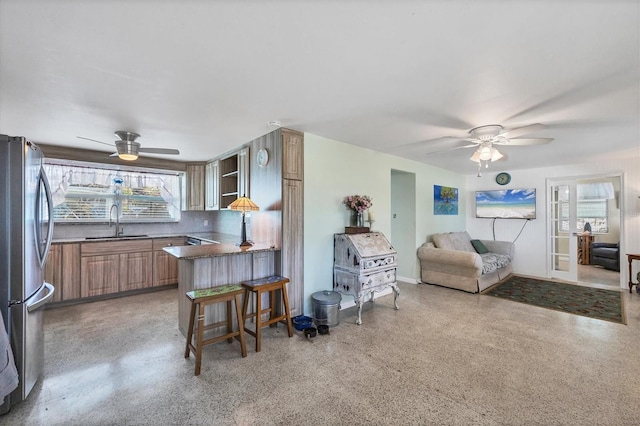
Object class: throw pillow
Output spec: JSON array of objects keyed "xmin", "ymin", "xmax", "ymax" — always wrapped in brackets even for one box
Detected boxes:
[{"xmin": 470, "ymin": 239, "xmax": 489, "ymax": 254}]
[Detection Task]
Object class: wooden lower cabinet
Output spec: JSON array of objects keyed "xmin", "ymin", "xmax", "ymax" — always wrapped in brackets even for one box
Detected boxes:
[
  {"xmin": 120, "ymin": 252, "xmax": 153, "ymax": 291},
  {"xmin": 153, "ymin": 250, "xmax": 179, "ymax": 286},
  {"xmin": 81, "ymin": 252, "xmax": 152, "ymax": 297},
  {"xmin": 81, "ymin": 254, "xmax": 120, "ymax": 297},
  {"xmin": 44, "ymin": 244, "xmax": 62, "ymax": 302},
  {"xmin": 61, "ymin": 244, "xmax": 81, "ymax": 300},
  {"xmin": 49, "ymin": 237, "xmax": 183, "ymax": 304},
  {"xmin": 45, "ymin": 243, "xmax": 81, "ymax": 302},
  {"xmin": 282, "ymin": 178, "xmax": 303, "ymax": 317},
  {"xmin": 152, "ymin": 237, "xmax": 184, "ymax": 286}
]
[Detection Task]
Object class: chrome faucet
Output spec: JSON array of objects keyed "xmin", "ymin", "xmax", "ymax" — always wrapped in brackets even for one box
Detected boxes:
[{"xmin": 109, "ymin": 203, "xmax": 124, "ymax": 237}]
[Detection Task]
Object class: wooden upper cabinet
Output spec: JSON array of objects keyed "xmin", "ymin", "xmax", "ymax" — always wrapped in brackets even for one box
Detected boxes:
[
  {"xmin": 205, "ymin": 160, "xmax": 219, "ymax": 211},
  {"xmin": 185, "ymin": 163, "xmax": 205, "ymax": 211},
  {"xmin": 282, "ymin": 129, "xmax": 303, "ymax": 181},
  {"xmin": 238, "ymin": 147, "xmax": 249, "ymax": 200},
  {"xmin": 219, "ymin": 147, "xmax": 249, "ymax": 209}
]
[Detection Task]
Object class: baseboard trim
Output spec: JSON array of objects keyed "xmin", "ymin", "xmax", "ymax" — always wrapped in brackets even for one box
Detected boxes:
[{"xmin": 397, "ymin": 276, "xmax": 419, "ymax": 284}]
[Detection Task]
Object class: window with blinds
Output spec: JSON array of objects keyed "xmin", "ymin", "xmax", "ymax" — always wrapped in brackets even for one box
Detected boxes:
[
  {"xmin": 559, "ymin": 200, "xmax": 608, "ymax": 233},
  {"xmin": 44, "ymin": 162, "xmax": 183, "ymax": 223}
]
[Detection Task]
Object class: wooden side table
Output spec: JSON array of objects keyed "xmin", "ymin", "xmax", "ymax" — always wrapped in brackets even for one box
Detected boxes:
[
  {"xmin": 627, "ymin": 254, "xmax": 640, "ymax": 293},
  {"xmin": 577, "ymin": 234, "xmax": 594, "ymax": 265}
]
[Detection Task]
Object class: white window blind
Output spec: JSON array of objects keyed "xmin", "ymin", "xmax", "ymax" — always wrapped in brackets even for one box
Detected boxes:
[
  {"xmin": 44, "ymin": 162, "xmax": 182, "ymax": 223},
  {"xmin": 559, "ymin": 200, "xmax": 608, "ymax": 233}
]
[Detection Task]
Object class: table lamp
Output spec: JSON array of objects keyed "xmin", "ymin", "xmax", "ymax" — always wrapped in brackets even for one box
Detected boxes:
[{"xmin": 228, "ymin": 194, "xmax": 260, "ymax": 247}]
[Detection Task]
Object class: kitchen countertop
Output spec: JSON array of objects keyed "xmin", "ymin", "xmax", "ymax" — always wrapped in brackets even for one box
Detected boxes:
[
  {"xmin": 163, "ymin": 242, "xmax": 278, "ymax": 260},
  {"xmin": 52, "ymin": 231, "xmax": 239, "ymax": 244},
  {"xmin": 52, "ymin": 231, "xmax": 278, "ymax": 259}
]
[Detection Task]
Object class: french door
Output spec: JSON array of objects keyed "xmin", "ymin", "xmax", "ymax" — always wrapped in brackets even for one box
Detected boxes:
[{"xmin": 548, "ymin": 179, "xmax": 577, "ymax": 282}]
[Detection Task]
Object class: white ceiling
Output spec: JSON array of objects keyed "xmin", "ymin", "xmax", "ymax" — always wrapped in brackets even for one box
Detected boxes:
[{"xmin": 1, "ymin": 1, "xmax": 638, "ymax": 175}]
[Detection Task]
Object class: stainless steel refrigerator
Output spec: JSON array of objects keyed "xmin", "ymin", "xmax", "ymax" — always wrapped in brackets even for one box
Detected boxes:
[{"xmin": 0, "ymin": 135, "xmax": 55, "ymax": 412}]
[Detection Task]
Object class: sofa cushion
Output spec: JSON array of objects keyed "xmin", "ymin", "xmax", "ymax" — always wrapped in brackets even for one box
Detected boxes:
[
  {"xmin": 480, "ymin": 253, "xmax": 511, "ymax": 274},
  {"xmin": 592, "ymin": 247, "xmax": 618, "ymax": 260},
  {"xmin": 470, "ymin": 239, "xmax": 489, "ymax": 254},
  {"xmin": 432, "ymin": 231, "xmax": 476, "ymax": 253}
]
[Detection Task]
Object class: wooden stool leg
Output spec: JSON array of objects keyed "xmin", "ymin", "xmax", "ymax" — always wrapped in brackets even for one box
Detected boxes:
[
  {"xmin": 234, "ymin": 294, "xmax": 247, "ymax": 357},
  {"xmin": 269, "ymin": 289, "xmax": 276, "ymax": 327},
  {"xmin": 194, "ymin": 302, "xmax": 205, "ymax": 376},
  {"xmin": 281, "ymin": 282, "xmax": 293, "ymax": 337},
  {"xmin": 185, "ymin": 299, "xmax": 196, "ymax": 358},
  {"xmin": 226, "ymin": 300, "xmax": 233, "ymax": 343},
  {"xmin": 255, "ymin": 289, "xmax": 263, "ymax": 352},
  {"xmin": 242, "ymin": 288, "xmax": 250, "ymax": 326}
]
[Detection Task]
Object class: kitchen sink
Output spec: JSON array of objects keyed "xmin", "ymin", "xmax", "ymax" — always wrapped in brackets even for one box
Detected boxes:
[{"xmin": 85, "ymin": 234, "xmax": 149, "ymax": 240}]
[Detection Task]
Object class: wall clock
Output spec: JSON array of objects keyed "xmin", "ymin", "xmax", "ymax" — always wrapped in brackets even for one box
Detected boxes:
[
  {"xmin": 257, "ymin": 148, "xmax": 269, "ymax": 167},
  {"xmin": 496, "ymin": 172, "xmax": 511, "ymax": 185}
]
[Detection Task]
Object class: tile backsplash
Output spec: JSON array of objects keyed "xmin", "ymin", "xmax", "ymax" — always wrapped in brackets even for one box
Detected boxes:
[{"xmin": 52, "ymin": 210, "xmax": 242, "ymax": 239}]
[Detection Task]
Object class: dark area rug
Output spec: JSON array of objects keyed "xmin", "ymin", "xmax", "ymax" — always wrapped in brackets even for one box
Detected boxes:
[{"xmin": 483, "ymin": 275, "xmax": 625, "ymax": 324}]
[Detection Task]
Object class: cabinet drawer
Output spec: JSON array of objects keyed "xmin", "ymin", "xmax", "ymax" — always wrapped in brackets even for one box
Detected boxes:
[
  {"xmin": 152, "ymin": 237, "xmax": 186, "ymax": 250},
  {"xmin": 81, "ymin": 239, "xmax": 152, "ymax": 256},
  {"xmin": 361, "ymin": 269, "xmax": 396, "ymax": 290}
]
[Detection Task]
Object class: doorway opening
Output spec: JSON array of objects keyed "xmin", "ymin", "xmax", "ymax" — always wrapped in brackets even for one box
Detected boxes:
[
  {"xmin": 576, "ymin": 176, "xmax": 621, "ymax": 289},
  {"xmin": 390, "ymin": 169, "xmax": 416, "ymax": 282},
  {"xmin": 547, "ymin": 173, "xmax": 622, "ymax": 289}
]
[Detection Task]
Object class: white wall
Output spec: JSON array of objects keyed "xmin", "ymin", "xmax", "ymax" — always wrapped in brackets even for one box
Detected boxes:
[
  {"xmin": 465, "ymin": 147, "xmax": 640, "ymax": 287},
  {"xmin": 303, "ymin": 133, "xmax": 466, "ymax": 315}
]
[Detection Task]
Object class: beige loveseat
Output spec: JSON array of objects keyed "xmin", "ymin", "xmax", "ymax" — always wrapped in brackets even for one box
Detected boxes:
[{"xmin": 417, "ymin": 231, "xmax": 514, "ymax": 293}]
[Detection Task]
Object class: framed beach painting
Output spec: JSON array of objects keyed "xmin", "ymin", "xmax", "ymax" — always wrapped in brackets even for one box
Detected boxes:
[{"xmin": 434, "ymin": 185, "xmax": 458, "ymax": 215}]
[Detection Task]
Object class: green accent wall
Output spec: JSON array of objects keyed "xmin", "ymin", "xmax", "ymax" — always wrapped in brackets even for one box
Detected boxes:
[{"xmin": 302, "ymin": 133, "xmax": 466, "ymax": 315}]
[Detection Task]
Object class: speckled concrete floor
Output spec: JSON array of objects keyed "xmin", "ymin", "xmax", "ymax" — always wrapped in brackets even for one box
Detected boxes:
[{"xmin": 3, "ymin": 281, "xmax": 640, "ymax": 425}]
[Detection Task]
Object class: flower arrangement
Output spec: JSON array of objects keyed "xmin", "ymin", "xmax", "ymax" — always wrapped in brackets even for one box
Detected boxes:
[{"xmin": 343, "ymin": 194, "xmax": 373, "ymax": 213}]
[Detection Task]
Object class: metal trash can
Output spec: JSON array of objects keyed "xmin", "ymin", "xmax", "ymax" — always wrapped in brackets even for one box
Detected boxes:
[{"xmin": 311, "ymin": 290, "xmax": 342, "ymax": 327}]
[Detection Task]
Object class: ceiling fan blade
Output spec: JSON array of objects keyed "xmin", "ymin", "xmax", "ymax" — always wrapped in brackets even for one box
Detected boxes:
[
  {"xmin": 500, "ymin": 123, "xmax": 545, "ymax": 139},
  {"xmin": 424, "ymin": 143, "xmax": 478, "ymax": 155},
  {"xmin": 77, "ymin": 136, "xmax": 114, "ymax": 147},
  {"xmin": 500, "ymin": 138, "xmax": 554, "ymax": 146},
  {"xmin": 504, "ymin": 68, "xmax": 637, "ymax": 123},
  {"xmin": 109, "ymin": 152, "xmax": 119, "ymax": 157},
  {"xmin": 138, "ymin": 147, "xmax": 180, "ymax": 155},
  {"xmin": 393, "ymin": 135, "xmax": 462, "ymax": 150}
]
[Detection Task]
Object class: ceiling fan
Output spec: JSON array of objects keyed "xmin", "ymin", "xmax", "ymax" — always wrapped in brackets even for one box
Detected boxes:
[
  {"xmin": 425, "ymin": 123, "xmax": 553, "ymax": 173},
  {"xmin": 77, "ymin": 131, "xmax": 180, "ymax": 161}
]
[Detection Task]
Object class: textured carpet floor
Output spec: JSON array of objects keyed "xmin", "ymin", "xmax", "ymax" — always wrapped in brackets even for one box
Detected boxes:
[{"xmin": 483, "ymin": 275, "xmax": 625, "ymax": 324}]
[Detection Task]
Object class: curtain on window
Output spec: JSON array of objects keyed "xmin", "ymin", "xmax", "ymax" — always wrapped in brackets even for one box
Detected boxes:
[{"xmin": 44, "ymin": 162, "xmax": 182, "ymax": 223}]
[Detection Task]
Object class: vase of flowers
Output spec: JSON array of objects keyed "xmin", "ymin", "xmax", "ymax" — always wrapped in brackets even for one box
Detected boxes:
[{"xmin": 343, "ymin": 195, "xmax": 372, "ymax": 227}]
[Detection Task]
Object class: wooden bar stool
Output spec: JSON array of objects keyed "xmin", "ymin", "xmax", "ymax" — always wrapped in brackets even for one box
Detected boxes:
[
  {"xmin": 241, "ymin": 275, "xmax": 293, "ymax": 352},
  {"xmin": 184, "ymin": 284, "xmax": 247, "ymax": 376}
]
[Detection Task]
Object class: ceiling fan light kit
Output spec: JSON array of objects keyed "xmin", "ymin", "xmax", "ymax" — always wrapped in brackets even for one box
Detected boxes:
[
  {"xmin": 462, "ymin": 123, "xmax": 551, "ymax": 173},
  {"xmin": 114, "ymin": 131, "xmax": 142, "ymax": 161},
  {"xmin": 115, "ymin": 140, "xmax": 140, "ymax": 161}
]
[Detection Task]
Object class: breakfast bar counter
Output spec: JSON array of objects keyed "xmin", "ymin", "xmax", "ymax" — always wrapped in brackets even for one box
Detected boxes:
[{"xmin": 164, "ymin": 240, "xmax": 279, "ymax": 337}]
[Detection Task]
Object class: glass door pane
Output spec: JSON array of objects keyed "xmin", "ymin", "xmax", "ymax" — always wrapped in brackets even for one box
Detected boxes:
[{"xmin": 548, "ymin": 181, "xmax": 577, "ymax": 282}]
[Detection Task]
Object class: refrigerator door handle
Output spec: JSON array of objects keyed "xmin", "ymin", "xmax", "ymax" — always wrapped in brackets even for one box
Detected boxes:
[
  {"xmin": 37, "ymin": 166, "xmax": 54, "ymax": 268},
  {"xmin": 26, "ymin": 283, "xmax": 55, "ymax": 313}
]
